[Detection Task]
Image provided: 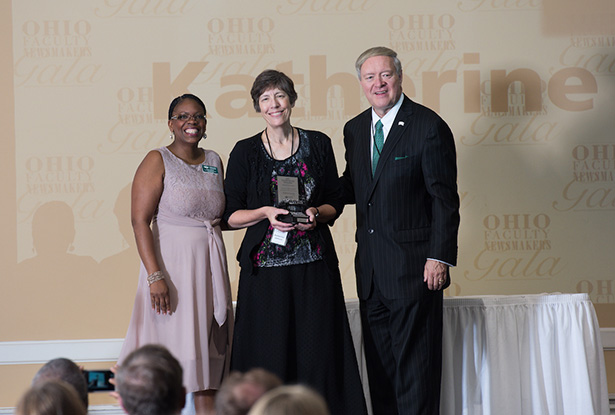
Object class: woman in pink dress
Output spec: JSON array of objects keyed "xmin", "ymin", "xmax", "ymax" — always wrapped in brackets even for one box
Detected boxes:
[{"xmin": 118, "ymin": 94, "xmax": 232, "ymax": 415}]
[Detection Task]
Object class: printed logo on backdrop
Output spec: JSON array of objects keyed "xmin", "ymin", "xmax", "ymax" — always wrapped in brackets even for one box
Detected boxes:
[
  {"xmin": 106, "ymin": 55, "xmax": 358, "ymax": 150},
  {"xmin": 272, "ymin": 0, "xmax": 377, "ymax": 127},
  {"xmin": 20, "ymin": 155, "xmax": 104, "ymax": 223},
  {"xmin": 148, "ymin": 56, "xmax": 363, "ymax": 121},
  {"xmin": 25, "ymin": 155, "xmax": 95, "ymax": 195},
  {"xmin": 382, "ymin": 44, "xmax": 598, "ymax": 147},
  {"xmin": 553, "ymin": 144, "xmax": 615, "ymax": 211},
  {"xmin": 299, "ymin": 56, "xmax": 361, "ymax": 123},
  {"xmin": 276, "ymin": 0, "xmax": 376, "ymax": 14},
  {"xmin": 150, "ymin": 59, "xmax": 272, "ymax": 121},
  {"xmin": 456, "ymin": 61, "xmax": 599, "ymax": 146},
  {"xmin": 577, "ymin": 279, "xmax": 614, "ymax": 304},
  {"xmin": 99, "ymin": 87, "xmax": 168, "ymax": 154},
  {"xmin": 94, "ymin": 0, "xmax": 197, "ymax": 17},
  {"xmin": 547, "ymin": 0, "xmax": 615, "ymax": 101},
  {"xmin": 561, "ymin": 37, "xmax": 615, "ymax": 77},
  {"xmin": 207, "ymin": 18, "xmax": 274, "ymax": 56},
  {"xmin": 465, "ymin": 213, "xmax": 564, "ymax": 281},
  {"xmin": 146, "ymin": 51, "xmax": 602, "ymax": 130},
  {"xmin": 16, "ymin": 20, "xmax": 102, "ymax": 87},
  {"xmin": 388, "ymin": 14, "xmax": 455, "ymax": 53}
]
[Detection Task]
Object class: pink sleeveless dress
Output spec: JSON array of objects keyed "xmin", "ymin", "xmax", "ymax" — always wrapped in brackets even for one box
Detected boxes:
[{"xmin": 118, "ymin": 146, "xmax": 232, "ymax": 392}]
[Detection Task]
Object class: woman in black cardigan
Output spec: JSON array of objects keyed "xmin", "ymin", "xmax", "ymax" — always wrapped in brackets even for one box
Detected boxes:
[{"xmin": 223, "ymin": 70, "xmax": 367, "ymax": 415}]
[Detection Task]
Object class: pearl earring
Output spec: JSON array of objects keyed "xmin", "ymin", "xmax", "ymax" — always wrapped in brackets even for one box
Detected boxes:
[
  {"xmin": 203, "ymin": 133, "xmax": 207, "ymax": 140},
  {"xmin": 170, "ymin": 131, "xmax": 175, "ymax": 140}
]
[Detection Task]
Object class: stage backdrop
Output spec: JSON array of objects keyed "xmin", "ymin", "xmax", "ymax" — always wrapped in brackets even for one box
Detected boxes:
[{"xmin": 1, "ymin": 0, "xmax": 614, "ymax": 407}]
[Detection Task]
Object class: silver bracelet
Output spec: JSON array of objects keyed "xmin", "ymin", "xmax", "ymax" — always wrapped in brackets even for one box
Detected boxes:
[{"xmin": 147, "ymin": 270, "xmax": 165, "ymax": 286}]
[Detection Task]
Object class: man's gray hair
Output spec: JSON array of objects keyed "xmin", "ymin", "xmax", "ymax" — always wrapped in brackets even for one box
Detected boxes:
[
  {"xmin": 32, "ymin": 358, "xmax": 88, "ymax": 408},
  {"xmin": 355, "ymin": 46, "xmax": 403, "ymax": 79},
  {"xmin": 116, "ymin": 345, "xmax": 184, "ymax": 415}
]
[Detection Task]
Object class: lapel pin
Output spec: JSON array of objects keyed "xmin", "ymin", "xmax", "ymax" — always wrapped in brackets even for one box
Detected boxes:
[{"xmin": 398, "ymin": 121, "xmax": 404, "ymax": 126}]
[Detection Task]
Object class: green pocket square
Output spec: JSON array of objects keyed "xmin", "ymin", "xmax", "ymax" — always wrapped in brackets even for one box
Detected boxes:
[{"xmin": 395, "ymin": 156, "xmax": 409, "ymax": 160}]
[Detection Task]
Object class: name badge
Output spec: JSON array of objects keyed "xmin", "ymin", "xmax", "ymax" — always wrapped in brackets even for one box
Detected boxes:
[
  {"xmin": 202, "ymin": 165, "xmax": 219, "ymax": 174},
  {"xmin": 271, "ymin": 229, "xmax": 288, "ymax": 246}
]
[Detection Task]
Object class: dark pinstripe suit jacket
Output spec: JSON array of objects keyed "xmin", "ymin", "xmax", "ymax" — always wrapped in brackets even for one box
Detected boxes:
[{"xmin": 341, "ymin": 95, "xmax": 460, "ymax": 300}]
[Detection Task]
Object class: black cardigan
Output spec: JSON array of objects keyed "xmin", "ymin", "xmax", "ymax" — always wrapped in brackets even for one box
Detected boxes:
[{"xmin": 223, "ymin": 128, "xmax": 344, "ymax": 278}]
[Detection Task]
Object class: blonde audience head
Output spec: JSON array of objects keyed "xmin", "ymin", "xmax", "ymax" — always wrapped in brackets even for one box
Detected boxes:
[
  {"xmin": 247, "ymin": 385, "xmax": 330, "ymax": 415},
  {"xmin": 215, "ymin": 368, "xmax": 282, "ymax": 415},
  {"xmin": 15, "ymin": 379, "xmax": 87, "ymax": 415}
]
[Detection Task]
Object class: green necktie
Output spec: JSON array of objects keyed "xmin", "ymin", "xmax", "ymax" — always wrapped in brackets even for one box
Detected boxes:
[{"xmin": 372, "ymin": 120, "xmax": 384, "ymax": 176}]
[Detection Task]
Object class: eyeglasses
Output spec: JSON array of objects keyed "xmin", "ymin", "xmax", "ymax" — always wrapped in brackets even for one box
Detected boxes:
[{"xmin": 170, "ymin": 113, "xmax": 206, "ymax": 121}]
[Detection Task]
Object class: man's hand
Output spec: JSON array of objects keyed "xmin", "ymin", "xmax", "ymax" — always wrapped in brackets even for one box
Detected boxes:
[{"xmin": 424, "ymin": 259, "xmax": 448, "ymax": 291}]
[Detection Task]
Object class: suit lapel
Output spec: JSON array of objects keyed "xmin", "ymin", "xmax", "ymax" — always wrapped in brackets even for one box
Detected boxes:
[
  {"xmin": 355, "ymin": 110, "xmax": 374, "ymax": 186},
  {"xmin": 369, "ymin": 96, "xmax": 414, "ymax": 191}
]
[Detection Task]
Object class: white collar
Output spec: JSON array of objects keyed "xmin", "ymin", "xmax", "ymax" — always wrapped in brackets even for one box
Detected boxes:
[{"xmin": 371, "ymin": 94, "xmax": 404, "ymax": 133}]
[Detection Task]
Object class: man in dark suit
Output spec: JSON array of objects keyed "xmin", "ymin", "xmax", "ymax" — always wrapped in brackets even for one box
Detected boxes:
[{"xmin": 340, "ymin": 46, "xmax": 460, "ymax": 415}]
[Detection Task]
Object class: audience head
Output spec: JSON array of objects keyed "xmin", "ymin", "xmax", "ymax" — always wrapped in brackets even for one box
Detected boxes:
[
  {"xmin": 215, "ymin": 368, "xmax": 283, "ymax": 415},
  {"xmin": 16, "ymin": 379, "xmax": 87, "ymax": 415},
  {"xmin": 246, "ymin": 385, "xmax": 330, "ymax": 415},
  {"xmin": 115, "ymin": 344, "xmax": 185, "ymax": 415},
  {"xmin": 32, "ymin": 357, "xmax": 88, "ymax": 408}
]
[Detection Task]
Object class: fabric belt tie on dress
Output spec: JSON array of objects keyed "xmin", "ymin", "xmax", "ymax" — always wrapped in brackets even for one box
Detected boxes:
[
  {"xmin": 155, "ymin": 212, "xmax": 230, "ymax": 326},
  {"xmin": 204, "ymin": 220, "xmax": 229, "ymax": 326}
]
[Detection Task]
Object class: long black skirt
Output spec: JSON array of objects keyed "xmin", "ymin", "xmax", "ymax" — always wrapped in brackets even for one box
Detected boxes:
[{"xmin": 230, "ymin": 260, "xmax": 368, "ymax": 415}]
